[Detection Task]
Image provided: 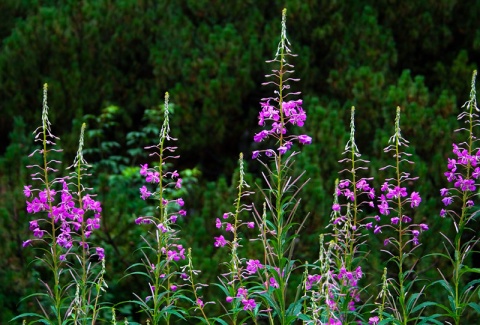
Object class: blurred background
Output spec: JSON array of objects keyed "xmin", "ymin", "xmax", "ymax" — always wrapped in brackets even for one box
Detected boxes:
[{"xmin": 1, "ymin": 0, "xmax": 479, "ymax": 322}]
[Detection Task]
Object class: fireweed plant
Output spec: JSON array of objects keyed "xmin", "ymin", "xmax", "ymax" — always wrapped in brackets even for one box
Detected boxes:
[
  {"xmin": 434, "ymin": 70, "xmax": 480, "ymax": 324},
  {"xmin": 250, "ymin": 8, "xmax": 312, "ymax": 324},
  {"xmin": 371, "ymin": 107, "xmax": 429, "ymax": 324},
  {"xmin": 209, "ymin": 152, "xmax": 259, "ymax": 324},
  {"xmin": 307, "ymin": 106, "xmax": 374, "ymax": 324},
  {"xmin": 18, "ymin": 84, "xmax": 106, "ymax": 325},
  {"xmin": 127, "ymin": 92, "xmax": 189, "ymax": 324}
]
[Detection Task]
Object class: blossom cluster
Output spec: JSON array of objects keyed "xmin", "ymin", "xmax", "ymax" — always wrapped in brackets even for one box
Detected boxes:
[
  {"xmin": 440, "ymin": 143, "xmax": 480, "ymax": 217},
  {"xmin": 252, "ymin": 99, "xmax": 312, "ymax": 159},
  {"xmin": 24, "ymin": 178, "xmax": 104, "ymax": 260},
  {"xmin": 370, "ymin": 182, "xmax": 427, "ymax": 245}
]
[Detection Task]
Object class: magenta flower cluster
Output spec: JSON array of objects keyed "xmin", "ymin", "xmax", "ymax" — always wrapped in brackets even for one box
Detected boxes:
[
  {"xmin": 137, "ymin": 164, "xmax": 186, "ymax": 224},
  {"xmin": 369, "ymin": 181, "xmax": 427, "ymax": 246},
  {"xmin": 440, "ymin": 143, "xmax": 480, "ymax": 217},
  {"xmin": 23, "ymin": 179, "xmax": 104, "ymax": 260},
  {"xmin": 332, "ymin": 178, "xmax": 375, "ymax": 226},
  {"xmin": 252, "ymin": 99, "xmax": 312, "ymax": 159}
]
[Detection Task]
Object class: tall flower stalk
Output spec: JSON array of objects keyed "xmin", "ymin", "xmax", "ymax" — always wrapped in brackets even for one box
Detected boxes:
[
  {"xmin": 130, "ymin": 92, "xmax": 187, "ymax": 325},
  {"xmin": 373, "ymin": 107, "xmax": 427, "ymax": 324},
  {"xmin": 19, "ymin": 84, "xmax": 105, "ymax": 324},
  {"xmin": 325, "ymin": 106, "xmax": 374, "ymax": 322},
  {"xmin": 252, "ymin": 8, "xmax": 311, "ymax": 324},
  {"xmin": 212, "ymin": 153, "xmax": 259, "ymax": 324},
  {"xmin": 436, "ymin": 70, "xmax": 480, "ymax": 324}
]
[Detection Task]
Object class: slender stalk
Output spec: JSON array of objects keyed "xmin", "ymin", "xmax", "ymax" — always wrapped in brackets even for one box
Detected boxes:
[{"xmin": 41, "ymin": 84, "xmax": 62, "ymax": 325}]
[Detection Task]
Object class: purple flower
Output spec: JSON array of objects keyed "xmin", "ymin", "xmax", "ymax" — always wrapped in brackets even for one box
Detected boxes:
[
  {"xmin": 197, "ymin": 298, "xmax": 204, "ymax": 308},
  {"xmin": 96, "ymin": 247, "xmax": 105, "ymax": 260},
  {"xmin": 215, "ymin": 218, "xmax": 222, "ymax": 229},
  {"xmin": 268, "ymin": 277, "xmax": 279, "ymax": 289},
  {"xmin": 369, "ymin": 316, "xmax": 379, "ymax": 325},
  {"xmin": 226, "ymin": 296, "xmax": 233, "ymax": 303},
  {"xmin": 246, "ymin": 259, "xmax": 263, "ymax": 274},
  {"xmin": 175, "ymin": 178, "xmax": 182, "ymax": 189},
  {"xmin": 23, "ymin": 185, "xmax": 32, "ymax": 198},
  {"xmin": 242, "ymin": 298, "xmax": 256, "ymax": 311},
  {"xmin": 442, "ymin": 197, "xmax": 454, "ymax": 206},
  {"xmin": 410, "ymin": 191, "xmax": 421, "ymax": 208},
  {"xmin": 378, "ymin": 195, "xmax": 390, "ymax": 215},
  {"xmin": 139, "ymin": 186, "xmax": 152, "ymax": 200},
  {"xmin": 22, "ymin": 239, "xmax": 32, "ymax": 248},
  {"xmin": 252, "ymin": 150, "xmax": 260, "ymax": 159},
  {"xmin": 332, "ymin": 203, "xmax": 340, "ymax": 211},
  {"xmin": 140, "ymin": 164, "xmax": 148, "ymax": 176},
  {"xmin": 146, "ymin": 171, "xmax": 160, "ymax": 183},
  {"xmin": 247, "ymin": 222, "xmax": 254, "ymax": 228},
  {"xmin": 177, "ymin": 198, "xmax": 185, "ymax": 206},
  {"xmin": 420, "ymin": 223, "xmax": 429, "ymax": 231},
  {"xmin": 440, "ymin": 188, "xmax": 449, "ymax": 196},
  {"xmin": 214, "ymin": 235, "xmax": 227, "ymax": 247},
  {"xmin": 298, "ymin": 134, "xmax": 312, "ymax": 145},
  {"xmin": 253, "ymin": 130, "xmax": 269, "ymax": 143},
  {"xmin": 278, "ymin": 146, "xmax": 288, "ymax": 154},
  {"xmin": 33, "ymin": 228, "xmax": 44, "ymax": 238},
  {"xmin": 237, "ymin": 287, "xmax": 248, "ymax": 298}
]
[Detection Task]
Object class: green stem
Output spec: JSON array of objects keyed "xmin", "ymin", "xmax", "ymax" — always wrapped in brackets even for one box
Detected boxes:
[{"xmin": 41, "ymin": 84, "xmax": 62, "ymax": 325}]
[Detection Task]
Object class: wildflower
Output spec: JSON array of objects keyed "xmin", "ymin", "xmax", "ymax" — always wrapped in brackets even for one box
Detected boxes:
[
  {"xmin": 242, "ymin": 298, "xmax": 256, "ymax": 311},
  {"xmin": 175, "ymin": 178, "xmax": 182, "ymax": 189},
  {"xmin": 139, "ymin": 186, "xmax": 152, "ymax": 200},
  {"xmin": 177, "ymin": 198, "xmax": 185, "ymax": 206},
  {"xmin": 298, "ymin": 134, "xmax": 312, "ymax": 144},
  {"xmin": 197, "ymin": 298, "xmax": 204, "ymax": 308},
  {"xmin": 96, "ymin": 247, "xmax": 105, "ymax": 260},
  {"xmin": 247, "ymin": 222, "xmax": 254, "ymax": 228},
  {"xmin": 140, "ymin": 164, "xmax": 148, "ymax": 176},
  {"xmin": 215, "ymin": 218, "xmax": 222, "ymax": 229},
  {"xmin": 410, "ymin": 191, "xmax": 421, "ymax": 208},
  {"xmin": 268, "ymin": 277, "xmax": 279, "ymax": 289},
  {"xmin": 22, "ymin": 239, "xmax": 32, "ymax": 248},
  {"xmin": 214, "ymin": 235, "xmax": 227, "ymax": 247},
  {"xmin": 442, "ymin": 197, "xmax": 454, "ymax": 206},
  {"xmin": 226, "ymin": 296, "xmax": 233, "ymax": 303},
  {"xmin": 146, "ymin": 171, "xmax": 160, "ymax": 183},
  {"xmin": 278, "ymin": 145, "xmax": 288, "ymax": 154},
  {"xmin": 369, "ymin": 316, "xmax": 379, "ymax": 325},
  {"xmin": 23, "ymin": 185, "xmax": 32, "ymax": 198},
  {"xmin": 246, "ymin": 259, "xmax": 262, "ymax": 274},
  {"xmin": 237, "ymin": 287, "xmax": 248, "ymax": 298}
]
